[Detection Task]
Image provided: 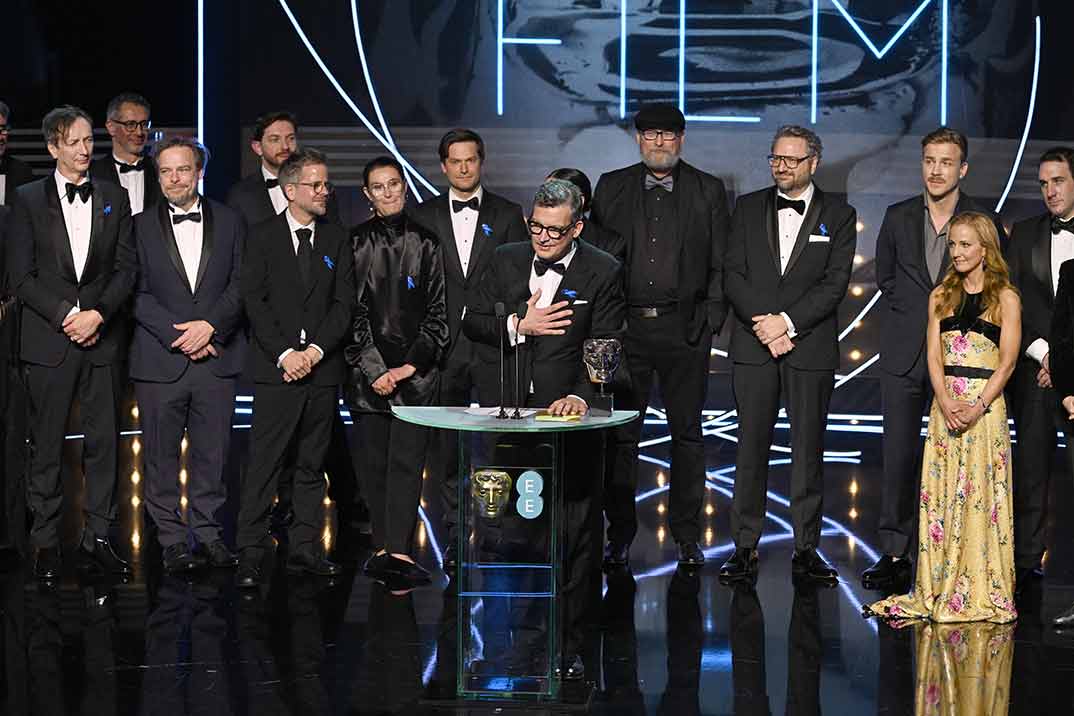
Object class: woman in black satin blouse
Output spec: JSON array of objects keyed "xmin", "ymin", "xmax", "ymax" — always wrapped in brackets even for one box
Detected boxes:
[{"xmin": 346, "ymin": 156, "xmax": 448, "ymax": 588}]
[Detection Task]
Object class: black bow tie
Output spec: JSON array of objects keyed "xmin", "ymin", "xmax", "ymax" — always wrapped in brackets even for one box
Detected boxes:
[
  {"xmin": 172, "ymin": 212, "xmax": 202, "ymax": 225},
  {"xmin": 117, "ymin": 160, "xmax": 145, "ymax": 174},
  {"xmin": 265, "ymin": 178, "xmax": 279, "ymax": 189},
  {"xmin": 452, "ymin": 197, "xmax": 480, "ymax": 213},
  {"xmin": 1052, "ymin": 216, "xmax": 1074, "ymax": 235},
  {"xmin": 64, "ymin": 181, "xmax": 93, "ymax": 204},
  {"xmin": 644, "ymin": 173, "xmax": 674, "ymax": 192},
  {"xmin": 776, "ymin": 195, "xmax": 806, "ymax": 215},
  {"xmin": 533, "ymin": 258, "xmax": 566, "ymax": 277}
]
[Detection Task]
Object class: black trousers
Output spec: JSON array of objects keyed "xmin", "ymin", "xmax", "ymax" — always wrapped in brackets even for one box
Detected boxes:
[
  {"xmin": 878, "ymin": 349, "xmax": 932, "ymax": 557},
  {"xmin": 731, "ymin": 360, "xmax": 833, "ymax": 551},
  {"xmin": 561, "ymin": 433, "xmax": 603, "ymax": 658},
  {"xmin": 278, "ymin": 410, "xmax": 360, "ymax": 518},
  {"xmin": 25, "ymin": 354, "xmax": 120, "ymax": 548},
  {"xmin": 608, "ymin": 313, "xmax": 709, "ymax": 545},
  {"xmin": 134, "ymin": 363, "xmax": 235, "ymax": 549},
  {"xmin": 1009, "ymin": 361, "xmax": 1074, "ymax": 569},
  {"xmin": 434, "ymin": 338, "xmax": 476, "ymax": 537},
  {"xmin": 356, "ymin": 412, "xmax": 429, "ymax": 555},
  {"xmin": 237, "ymin": 383, "xmax": 334, "ymax": 553}
]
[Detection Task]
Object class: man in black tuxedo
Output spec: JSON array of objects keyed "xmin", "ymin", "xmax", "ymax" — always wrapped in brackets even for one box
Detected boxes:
[
  {"xmin": 590, "ymin": 104, "xmax": 731, "ymax": 567},
  {"xmin": 1006, "ymin": 146, "xmax": 1074, "ymax": 594},
  {"xmin": 131, "ymin": 137, "xmax": 246, "ymax": 573},
  {"xmin": 8, "ymin": 105, "xmax": 137, "ymax": 580},
  {"xmin": 236, "ymin": 148, "xmax": 354, "ymax": 587},
  {"xmin": 89, "ymin": 92, "xmax": 161, "ymax": 215},
  {"xmin": 410, "ymin": 128, "xmax": 527, "ymax": 564},
  {"xmin": 720, "ymin": 125, "xmax": 856, "ymax": 583},
  {"xmin": 463, "ymin": 178, "xmax": 625, "ymax": 679},
  {"xmin": 864, "ymin": 128, "xmax": 1005, "ymax": 590},
  {"xmin": 0, "ymin": 101, "xmax": 35, "ymax": 207}
]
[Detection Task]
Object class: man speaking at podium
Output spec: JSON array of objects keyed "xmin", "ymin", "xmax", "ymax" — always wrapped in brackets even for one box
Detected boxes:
[{"xmin": 463, "ymin": 178, "xmax": 625, "ymax": 679}]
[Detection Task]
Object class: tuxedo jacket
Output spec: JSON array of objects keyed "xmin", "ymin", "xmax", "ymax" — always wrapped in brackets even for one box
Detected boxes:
[
  {"xmin": 724, "ymin": 185, "xmax": 857, "ymax": 370},
  {"xmin": 462, "ymin": 239, "xmax": 625, "ymax": 407},
  {"xmin": 1006, "ymin": 212, "xmax": 1063, "ymax": 365},
  {"xmin": 226, "ymin": 171, "xmax": 341, "ymax": 229},
  {"xmin": 241, "ymin": 213, "xmax": 354, "ymax": 385},
  {"xmin": 89, "ymin": 154, "xmax": 162, "ymax": 211},
  {"xmin": 130, "ymin": 198, "xmax": 247, "ymax": 382},
  {"xmin": 409, "ymin": 189, "xmax": 527, "ymax": 361},
  {"xmin": 7, "ymin": 177, "xmax": 136, "ymax": 367},
  {"xmin": 590, "ymin": 160, "xmax": 731, "ymax": 343},
  {"xmin": 0, "ymin": 155, "xmax": 34, "ymax": 206},
  {"xmin": 580, "ymin": 219, "xmax": 626, "ymax": 264},
  {"xmin": 876, "ymin": 193, "xmax": 1004, "ymax": 376},
  {"xmin": 1049, "ymin": 258, "xmax": 1074, "ymax": 399}
]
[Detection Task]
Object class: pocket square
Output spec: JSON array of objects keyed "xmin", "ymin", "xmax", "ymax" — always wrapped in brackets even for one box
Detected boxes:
[
  {"xmin": 572, "ymin": 299, "xmax": 589, "ymax": 305},
  {"xmin": 808, "ymin": 235, "xmax": 830, "ymax": 243}
]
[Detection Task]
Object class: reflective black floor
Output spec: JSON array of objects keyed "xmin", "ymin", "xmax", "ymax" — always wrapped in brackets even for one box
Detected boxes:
[{"xmin": 4, "ymin": 373, "xmax": 1074, "ymax": 714}]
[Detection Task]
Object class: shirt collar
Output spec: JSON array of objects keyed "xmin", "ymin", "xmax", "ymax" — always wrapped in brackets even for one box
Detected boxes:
[
  {"xmin": 448, "ymin": 185, "xmax": 483, "ymax": 206},
  {"xmin": 777, "ymin": 182, "xmax": 814, "ymax": 206},
  {"xmin": 285, "ymin": 207, "xmax": 316, "ymax": 235},
  {"xmin": 261, "ymin": 165, "xmax": 278, "ymax": 182},
  {"xmin": 536, "ymin": 240, "xmax": 579, "ymax": 270},
  {"xmin": 168, "ymin": 198, "xmax": 201, "ymax": 215},
  {"xmin": 113, "ymin": 153, "xmax": 142, "ymax": 167},
  {"xmin": 54, "ymin": 169, "xmax": 89, "ymax": 196}
]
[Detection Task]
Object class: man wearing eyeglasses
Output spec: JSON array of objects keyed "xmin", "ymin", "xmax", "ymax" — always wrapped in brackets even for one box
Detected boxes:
[
  {"xmin": 0, "ymin": 100, "xmax": 35, "ymax": 207},
  {"xmin": 89, "ymin": 92, "xmax": 162, "ymax": 215},
  {"xmin": 236, "ymin": 148, "xmax": 354, "ymax": 587},
  {"xmin": 720, "ymin": 125, "xmax": 856, "ymax": 584},
  {"xmin": 589, "ymin": 104, "xmax": 731, "ymax": 568}
]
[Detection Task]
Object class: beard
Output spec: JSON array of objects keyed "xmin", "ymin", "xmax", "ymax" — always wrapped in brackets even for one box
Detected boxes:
[
  {"xmin": 164, "ymin": 185, "xmax": 198, "ymax": 208},
  {"xmin": 641, "ymin": 147, "xmax": 680, "ymax": 173}
]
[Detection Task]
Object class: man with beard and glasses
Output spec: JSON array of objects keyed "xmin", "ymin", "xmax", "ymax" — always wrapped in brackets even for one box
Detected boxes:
[
  {"xmin": 590, "ymin": 104, "xmax": 731, "ymax": 568},
  {"xmin": 130, "ymin": 137, "xmax": 246, "ymax": 573},
  {"xmin": 0, "ymin": 100, "xmax": 34, "ymax": 206},
  {"xmin": 90, "ymin": 92, "xmax": 162, "ymax": 215}
]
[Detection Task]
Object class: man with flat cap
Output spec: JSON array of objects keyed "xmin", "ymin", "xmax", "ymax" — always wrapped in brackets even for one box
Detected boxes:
[{"xmin": 590, "ymin": 104, "xmax": 731, "ymax": 567}]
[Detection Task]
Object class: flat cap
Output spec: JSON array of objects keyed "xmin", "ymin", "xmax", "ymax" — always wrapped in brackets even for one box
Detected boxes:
[{"xmin": 634, "ymin": 103, "xmax": 686, "ymax": 132}]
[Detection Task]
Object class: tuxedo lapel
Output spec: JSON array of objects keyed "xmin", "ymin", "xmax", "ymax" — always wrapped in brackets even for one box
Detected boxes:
[
  {"xmin": 193, "ymin": 199, "xmax": 214, "ymax": 295},
  {"xmin": 156, "ymin": 201, "xmax": 193, "ymax": 293},
  {"xmin": 467, "ymin": 197, "xmax": 496, "ymax": 286},
  {"xmin": 434, "ymin": 198, "xmax": 466, "ymax": 284},
  {"xmin": 782, "ymin": 188, "xmax": 823, "ymax": 277},
  {"xmin": 303, "ymin": 224, "xmax": 333, "ymax": 303},
  {"xmin": 45, "ymin": 184, "xmax": 78, "ymax": 283},
  {"xmin": 1031, "ymin": 214, "xmax": 1053, "ymax": 299},
  {"xmin": 84, "ymin": 186, "xmax": 107, "ymax": 285},
  {"xmin": 257, "ymin": 181, "xmax": 275, "ymax": 222}
]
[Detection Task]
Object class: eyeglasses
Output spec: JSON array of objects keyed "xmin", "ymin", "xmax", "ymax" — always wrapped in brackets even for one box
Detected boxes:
[
  {"xmin": 367, "ymin": 178, "xmax": 403, "ymax": 196},
  {"xmin": 527, "ymin": 219, "xmax": 575, "ymax": 240},
  {"xmin": 767, "ymin": 153, "xmax": 814, "ymax": 169},
  {"xmin": 640, "ymin": 129, "xmax": 681, "ymax": 141},
  {"xmin": 112, "ymin": 119, "xmax": 152, "ymax": 132},
  {"xmin": 296, "ymin": 180, "xmax": 333, "ymax": 194}
]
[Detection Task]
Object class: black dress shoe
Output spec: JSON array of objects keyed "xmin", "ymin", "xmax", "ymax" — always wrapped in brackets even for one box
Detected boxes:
[
  {"xmin": 677, "ymin": 541, "xmax": 705, "ymax": 566},
  {"xmin": 34, "ymin": 546, "xmax": 61, "ymax": 581},
  {"xmin": 792, "ymin": 549, "xmax": 838, "ymax": 581},
  {"xmin": 197, "ymin": 540, "xmax": 239, "ymax": 568},
  {"xmin": 1016, "ymin": 566, "xmax": 1044, "ymax": 594},
  {"xmin": 1053, "ymin": 602, "xmax": 1074, "ymax": 629},
  {"xmin": 163, "ymin": 543, "xmax": 205, "ymax": 573},
  {"xmin": 78, "ymin": 535, "xmax": 133, "ymax": 576},
  {"xmin": 236, "ymin": 551, "xmax": 263, "ymax": 588},
  {"xmin": 603, "ymin": 541, "xmax": 630, "ymax": 568},
  {"xmin": 339, "ymin": 502, "xmax": 374, "ymax": 536},
  {"xmin": 286, "ymin": 549, "xmax": 342, "ymax": 577},
  {"xmin": 719, "ymin": 548, "xmax": 758, "ymax": 581},
  {"xmin": 861, "ymin": 555, "xmax": 911, "ymax": 590},
  {"xmin": 555, "ymin": 654, "xmax": 585, "ymax": 681}
]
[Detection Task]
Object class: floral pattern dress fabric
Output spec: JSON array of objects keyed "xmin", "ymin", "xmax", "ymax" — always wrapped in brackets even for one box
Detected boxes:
[
  {"xmin": 912, "ymin": 622, "xmax": 1014, "ymax": 714},
  {"xmin": 869, "ymin": 295, "xmax": 1017, "ymax": 623}
]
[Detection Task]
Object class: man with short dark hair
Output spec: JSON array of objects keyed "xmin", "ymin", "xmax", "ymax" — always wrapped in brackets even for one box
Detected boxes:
[
  {"xmin": 410, "ymin": 128, "xmax": 527, "ymax": 565},
  {"xmin": 8, "ymin": 105, "xmax": 137, "ymax": 581},
  {"xmin": 131, "ymin": 136, "xmax": 246, "ymax": 573},
  {"xmin": 863, "ymin": 127, "xmax": 1004, "ymax": 591},
  {"xmin": 0, "ymin": 100, "xmax": 35, "ymax": 206},
  {"xmin": 90, "ymin": 92, "xmax": 161, "ymax": 214},
  {"xmin": 590, "ymin": 104, "xmax": 731, "ymax": 567}
]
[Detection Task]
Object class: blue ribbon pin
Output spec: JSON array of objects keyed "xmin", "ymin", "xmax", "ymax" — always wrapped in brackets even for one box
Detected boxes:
[
  {"xmin": 323, "ymin": 255, "xmax": 334, "ymax": 270},
  {"xmin": 562, "ymin": 288, "xmax": 577, "ymax": 299},
  {"xmin": 407, "ymin": 276, "xmax": 416, "ymax": 289},
  {"xmin": 819, "ymin": 223, "xmax": 829, "ymax": 236},
  {"xmin": 103, "ymin": 204, "xmax": 112, "ymax": 216},
  {"xmin": 481, "ymin": 223, "xmax": 492, "ymax": 237}
]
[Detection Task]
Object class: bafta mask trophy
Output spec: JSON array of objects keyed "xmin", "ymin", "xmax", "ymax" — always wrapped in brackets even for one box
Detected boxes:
[
  {"xmin": 583, "ymin": 338, "xmax": 622, "ymax": 417},
  {"xmin": 471, "ymin": 469, "xmax": 513, "ymax": 519}
]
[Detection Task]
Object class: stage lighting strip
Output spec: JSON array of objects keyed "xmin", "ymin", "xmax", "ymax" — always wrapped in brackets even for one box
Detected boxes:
[{"xmin": 995, "ymin": 15, "xmax": 1042, "ymax": 213}]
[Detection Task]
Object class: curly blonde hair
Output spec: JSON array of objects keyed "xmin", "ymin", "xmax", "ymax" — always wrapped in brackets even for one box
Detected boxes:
[{"xmin": 933, "ymin": 212, "xmax": 1017, "ymax": 321}]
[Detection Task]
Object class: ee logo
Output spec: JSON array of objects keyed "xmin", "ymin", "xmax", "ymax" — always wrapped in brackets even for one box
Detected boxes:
[{"xmin": 516, "ymin": 470, "xmax": 544, "ymax": 519}]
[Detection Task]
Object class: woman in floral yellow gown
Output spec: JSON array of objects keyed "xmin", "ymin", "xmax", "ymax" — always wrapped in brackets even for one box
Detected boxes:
[{"xmin": 869, "ymin": 212, "xmax": 1021, "ymax": 623}]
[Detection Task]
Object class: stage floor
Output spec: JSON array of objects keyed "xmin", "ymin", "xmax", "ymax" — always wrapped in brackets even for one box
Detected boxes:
[{"xmin": 3, "ymin": 373, "xmax": 1074, "ymax": 714}]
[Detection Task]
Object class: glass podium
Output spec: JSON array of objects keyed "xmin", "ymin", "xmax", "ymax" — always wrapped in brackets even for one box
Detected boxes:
[{"xmin": 392, "ymin": 406, "xmax": 637, "ymax": 704}]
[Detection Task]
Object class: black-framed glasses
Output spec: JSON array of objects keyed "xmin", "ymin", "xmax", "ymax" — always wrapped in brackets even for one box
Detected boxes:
[
  {"xmin": 767, "ymin": 153, "xmax": 813, "ymax": 169},
  {"xmin": 296, "ymin": 180, "xmax": 333, "ymax": 194},
  {"xmin": 112, "ymin": 119, "xmax": 152, "ymax": 132},
  {"xmin": 367, "ymin": 178, "xmax": 404, "ymax": 196},
  {"xmin": 527, "ymin": 219, "xmax": 575, "ymax": 240},
  {"xmin": 640, "ymin": 129, "xmax": 681, "ymax": 141}
]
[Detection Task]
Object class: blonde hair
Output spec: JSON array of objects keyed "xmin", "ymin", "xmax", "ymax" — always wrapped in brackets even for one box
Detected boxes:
[{"xmin": 934, "ymin": 212, "xmax": 1017, "ymax": 321}]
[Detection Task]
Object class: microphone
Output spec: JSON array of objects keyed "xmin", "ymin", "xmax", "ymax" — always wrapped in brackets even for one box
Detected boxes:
[
  {"xmin": 511, "ymin": 301, "xmax": 527, "ymax": 419},
  {"xmin": 494, "ymin": 302, "xmax": 507, "ymax": 419}
]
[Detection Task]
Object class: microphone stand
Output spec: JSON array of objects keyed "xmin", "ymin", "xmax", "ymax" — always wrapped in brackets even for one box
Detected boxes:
[
  {"xmin": 495, "ymin": 302, "xmax": 508, "ymax": 419},
  {"xmin": 511, "ymin": 301, "xmax": 526, "ymax": 419}
]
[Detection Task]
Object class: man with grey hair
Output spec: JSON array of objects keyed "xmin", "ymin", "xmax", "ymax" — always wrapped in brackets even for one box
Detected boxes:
[
  {"xmin": 0, "ymin": 100, "xmax": 35, "ymax": 206},
  {"xmin": 590, "ymin": 103, "xmax": 731, "ymax": 568},
  {"xmin": 463, "ymin": 178, "xmax": 625, "ymax": 679},
  {"xmin": 720, "ymin": 124, "xmax": 857, "ymax": 583},
  {"xmin": 90, "ymin": 92, "xmax": 161, "ymax": 215}
]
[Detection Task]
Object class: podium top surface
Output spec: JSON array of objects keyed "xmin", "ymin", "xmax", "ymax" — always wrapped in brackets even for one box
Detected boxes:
[{"xmin": 390, "ymin": 406, "xmax": 638, "ymax": 433}]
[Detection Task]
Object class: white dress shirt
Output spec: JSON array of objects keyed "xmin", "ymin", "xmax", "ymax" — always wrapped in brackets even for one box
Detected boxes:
[
  {"xmin": 1026, "ymin": 226, "xmax": 1074, "ymax": 364},
  {"xmin": 169, "ymin": 199, "xmax": 203, "ymax": 291},
  {"xmin": 55, "ymin": 171, "xmax": 93, "ymax": 316},
  {"xmin": 263, "ymin": 165, "xmax": 288, "ymax": 216},
  {"xmin": 448, "ymin": 185, "xmax": 483, "ymax": 277},
  {"xmin": 774, "ymin": 182, "xmax": 815, "ymax": 337},
  {"xmin": 114, "ymin": 154, "xmax": 146, "ymax": 215},
  {"xmin": 277, "ymin": 208, "xmax": 323, "ymax": 367},
  {"xmin": 0, "ymin": 175, "xmax": 6, "ymax": 205}
]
